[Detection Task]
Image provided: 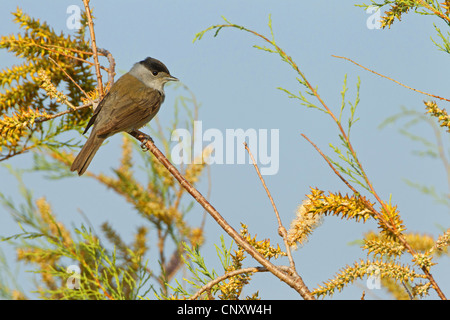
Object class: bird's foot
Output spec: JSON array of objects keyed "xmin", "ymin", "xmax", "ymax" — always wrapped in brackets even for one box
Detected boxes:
[{"xmin": 140, "ymin": 134, "xmax": 153, "ymax": 151}]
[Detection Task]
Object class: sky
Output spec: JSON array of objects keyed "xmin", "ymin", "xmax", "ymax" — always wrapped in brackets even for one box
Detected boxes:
[{"xmin": 0, "ymin": 1, "xmax": 449, "ymax": 300}]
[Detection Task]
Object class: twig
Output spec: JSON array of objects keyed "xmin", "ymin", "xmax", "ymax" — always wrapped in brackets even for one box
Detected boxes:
[
  {"xmin": 401, "ymin": 281, "xmax": 414, "ymax": 300},
  {"xmin": 128, "ymin": 129, "xmax": 315, "ymax": 300},
  {"xmin": 20, "ymin": 41, "xmax": 100, "ymax": 68},
  {"xmin": 0, "ymin": 144, "xmax": 37, "ymax": 162},
  {"xmin": 48, "ymin": 57, "xmax": 92, "ymax": 104},
  {"xmin": 417, "ymin": 0, "xmax": 450, "ymax": 24},
  {"xmin": 200, "ymin": 165, "xmax": 212, "ymax": 231},
  {"xmin": 82, "ymin": 0, "xmax": 104, "ymax": 98},
  {"xmin": 97, "ymin": 48, "xmax": 116, "ymax": 86},
  {"xmin": 95, "ymin": 277, "xmax": 114, "ymax": 300},
  {"xmin": 425, "ymin": 116, "xmax": 450, "ymax": 198},
  {"xmin": 332, "ymin": 55, "xmax": 450, "ymax": 103},
  {"xmin": 35, "ymin": 102, "xmax": 93, "ymax": 123},
  {"xmin": 301, "ymin": 134, "xmax": 359, "ymax": 194},
  {"xmin": 165, "ymin": 247, "xmax": 183, "ymax": 281},
  {"xmin": 243, "ymin": 142, "xmax": 297, "ymax": 271},
  {"xmin": 189, "ymin": 265, "xmax": 292, "ymax": 300}
]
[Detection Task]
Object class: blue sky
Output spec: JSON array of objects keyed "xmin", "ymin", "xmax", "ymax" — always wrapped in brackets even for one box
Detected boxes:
[{"xmin": 0, "ymin": 1, "xmax": 449, "ymax": 299}]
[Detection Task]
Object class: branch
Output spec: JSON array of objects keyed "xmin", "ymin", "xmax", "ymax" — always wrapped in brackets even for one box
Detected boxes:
[
  {"xmin": 34, "ymin": 102, "xmax": 92, "ymax": 123},
  {"xmin": 189, "ymin": 265, "xmax": 292, "ymax": 300},
  {"xmin": 301, "ymin": 133, "xmax": 359, "ymax": 194},
  {"xmin": 128, "ymin": 130, "xmax": 315, "ymax": 300},
  {"xmin": 48, "ymin": 57, "xmax": 91, "ymax": 104},
  {"xmin": 243, "ymin": 142, "xmax": 297, "ymax": 271},
  {"xmin": 82, "ymin": 0, "xmax": 104, "ymax": 98},
  {"xmin": 97, "ymin": 48, "xmax": 116, "ymax": 86},
  {"xmin": 332, "ymin": 55, "xmax": 450, "ymax": 103}
]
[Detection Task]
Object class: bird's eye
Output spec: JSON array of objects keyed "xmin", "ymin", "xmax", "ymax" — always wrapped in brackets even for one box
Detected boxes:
[{"xmin": 152, "ymin": 71, "xmax": 158, "ymax": 76}]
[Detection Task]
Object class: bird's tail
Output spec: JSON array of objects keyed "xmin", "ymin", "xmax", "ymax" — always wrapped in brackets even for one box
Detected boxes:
[{"xmin": 70, "ymin": 134, "xmax": 105, "ymax": 176}]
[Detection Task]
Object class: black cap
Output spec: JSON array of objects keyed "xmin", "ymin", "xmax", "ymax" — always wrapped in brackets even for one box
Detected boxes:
[{"xmin": 139, "ymin": 57, "xmax": 171, "ymax": 75}]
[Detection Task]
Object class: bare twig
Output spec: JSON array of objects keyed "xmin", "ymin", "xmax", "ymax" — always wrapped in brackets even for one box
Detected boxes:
[
  {"xmin": 35, "ymin": 102, "xmax": 93, "ymax": 123},
  {"xmin": 189, "ymin": 265, "xmax": 292, "ymax": 300},
  {"xmin": 20, "ymin": 41, "xmax": 100, "ymax": 68},
  {"xmin": 82, "ymin": 0, "xmax": 104, "ymax": 98},
  {"xmin": 332, "ymin": 55, "xmax": 450, "ymax": 103},
  {"xmin": 48, "ymin": 57, "xmax": 91, "ymax": 104},
  {"xmin": 97, "ymin": 48, "xmax": 116, "ymax": 86},
  {"xmin": 128, "ymin": 129, "xmax": 315, "ymax": 300},
  {"xmin": 243, "ymin": 142, "xmax": 297, "ymax": 271},
  {"xmin": 301, "ymin": 134, "xmax": 359, "ymax": 194},
  {"xmin": 0, "ymin": 144, "xmax": 37, "ymax": 162}
]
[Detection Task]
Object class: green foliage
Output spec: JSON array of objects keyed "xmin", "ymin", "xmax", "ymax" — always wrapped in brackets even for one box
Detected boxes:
[
  {"xmin": 162, "ymin": 230, "xmax": 278, "ymax": 300},
  {"xmin": 380, "ymin": 106, "xmax": 450, "ymax": 208},
  {"xmin": 0, "ymin": 173, "xmax": 151, "ymax": 299},
  {"xmin": 431, "ymin": 24, "xmax": 450, "ymax": 54}
]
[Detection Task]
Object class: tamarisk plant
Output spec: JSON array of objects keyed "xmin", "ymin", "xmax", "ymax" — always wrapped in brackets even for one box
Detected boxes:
[{"xmin": 0, "ymin": 2, "xmax": 448, "ymax": 300}]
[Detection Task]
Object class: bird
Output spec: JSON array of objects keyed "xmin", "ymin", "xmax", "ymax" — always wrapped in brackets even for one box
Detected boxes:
[{"xmin": 70, "ymin": 57, "xmax": 178, "ymax": 175}]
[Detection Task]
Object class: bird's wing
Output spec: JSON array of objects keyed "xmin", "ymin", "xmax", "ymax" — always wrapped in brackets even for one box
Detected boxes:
[
  {"xmin": 95, "ymin": 85, "xmax": 162, "ymax": 137},
  {"xmin": 83, "ymin": 90, "xmax": 111, "ymax": 135}
]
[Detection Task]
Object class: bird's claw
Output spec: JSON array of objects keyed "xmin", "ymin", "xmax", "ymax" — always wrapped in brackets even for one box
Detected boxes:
[{"xmin": 140, "ymin": 135, "xmax": 153, "ymax": 151}]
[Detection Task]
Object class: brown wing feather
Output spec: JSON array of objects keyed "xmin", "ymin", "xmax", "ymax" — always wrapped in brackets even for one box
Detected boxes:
[
  {"xmin": 95, "ymin": 88, "xmax": 162, "ymax": 137},
  {"xmin": 83, "ymin": 89, "xmax": 112, "ymax": 134},
  {"xmin": 88, "ymin": 74, "xmax": 163, "ymax": 137}
]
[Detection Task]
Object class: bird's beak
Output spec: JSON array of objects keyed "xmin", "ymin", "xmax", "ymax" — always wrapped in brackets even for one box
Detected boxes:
[{"xmin": 166, "ymin": 75, "xmax": 178, "ymax": 82}]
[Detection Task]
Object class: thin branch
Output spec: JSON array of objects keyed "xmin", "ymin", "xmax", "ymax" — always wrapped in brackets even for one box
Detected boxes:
[
  {"xmin": 48, "ymin": 57, "xmax": 92, "ymax": 104},
  {"xmin": 82, "ymin": 0, "xmax": 104, "ymax": 98},
  {"xmin": 20, "ymin": 40, "xmax": 99, "ymax": 68},
  {"xmin": 165, "ymin": 247, "xmax": 183, "ymax": 281},
  {"xmin": 189, "ymin": 265, "xmax": 292, "ymax": 300},
  {"xmin": 128, "ymin": 129, "xmax": 314, "ymax": 300},
  {"xmin": 0, "ymin": 144, "xmax": 37, "ymax": 162},
  {"xmin": 35, "ymin": 102, "xmax": 93, "ymax": 123},
  {"xmin": 97, "ymin": 48, "xmax": 116, "ymax": 86},
  {"xmin": 426, "ymin": 115, "xmax": 450, "ymax": 197},
  {"xmin": 301, "ymin": 133, "xmax": 359, "ymax": 194},
  {"xmin": 243, "ymin": 142, "xmax": 297, "ymax": 271},
  {"xmin": 332, "ymin": 55, "xmax": 450, "ymax": 102}
]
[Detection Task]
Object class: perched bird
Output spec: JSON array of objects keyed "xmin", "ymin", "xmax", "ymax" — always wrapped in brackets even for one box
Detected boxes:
[{"xmin": 70, "ymin": 57, "xmax": 178, "ymax": 175}]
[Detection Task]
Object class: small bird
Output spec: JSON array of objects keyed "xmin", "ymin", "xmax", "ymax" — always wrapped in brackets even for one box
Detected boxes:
[{"xmin": 70, "ymin": 57, "xmax": 178, "ymax": 175}]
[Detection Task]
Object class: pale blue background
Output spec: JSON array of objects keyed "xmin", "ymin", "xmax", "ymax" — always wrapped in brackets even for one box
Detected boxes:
[{"xmin": 0, "ymin": 1, "xmax": 449, "ymax": 299}]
